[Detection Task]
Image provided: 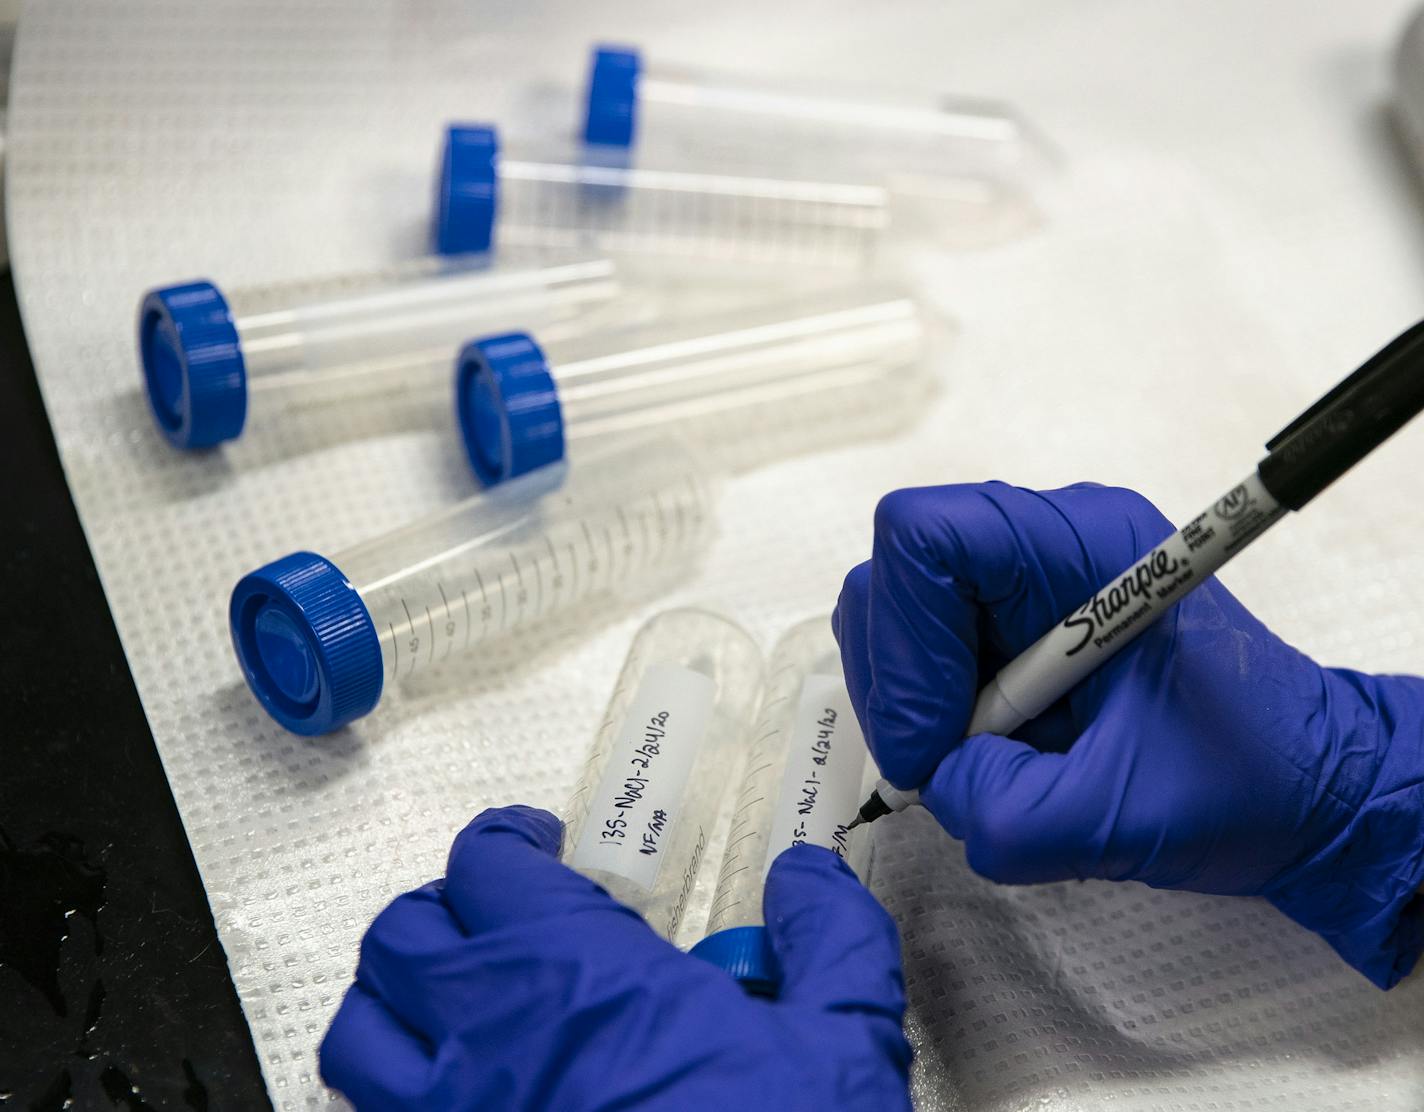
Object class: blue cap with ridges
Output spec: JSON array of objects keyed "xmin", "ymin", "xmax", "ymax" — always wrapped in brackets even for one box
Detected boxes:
[
  {"xmin": 230, "ymin": 551, "xmax": 383, "ymax": 736},
  {"xmin": 456, "ymin": 331, "xmax": 565, "ymax": 486},
  {"xmin": 138, "ymin": 280, "xmax": 246, "ymax": 449},
  {"xmin": 583, "ymin": 45, "xmax": 641, "ymax": 148},
  {"xmin": 437, "ymin": 124, "xmax": 500, "ymax": 255},
  {"xmin": 690, "ymin": 926, "xmax": 779, "ymax": 997}
]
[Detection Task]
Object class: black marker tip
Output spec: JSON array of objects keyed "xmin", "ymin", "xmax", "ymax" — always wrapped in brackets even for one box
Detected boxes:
[{"xmin": 848, "ymin": 787, "xmax": 894, "ymax": 830}]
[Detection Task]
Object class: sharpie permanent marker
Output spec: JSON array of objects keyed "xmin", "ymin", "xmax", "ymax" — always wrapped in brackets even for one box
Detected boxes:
[{"xmin": 847, "ymin": 319, "xmax": 1424, "ymax": 830}]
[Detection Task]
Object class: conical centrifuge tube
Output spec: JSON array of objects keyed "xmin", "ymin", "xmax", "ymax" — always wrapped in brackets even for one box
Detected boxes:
[
  {"xmin": 453, "ymin": 283, "xmax": 934, "ymax": 486},
  {"xmin": 437, "ymin": 124, "xmax": 1031, "ymax": 268},
  {"xmin": 538, "ymin": 44, "xmax": 1049, "ymax": 189},
  {"xmin": 561, "ymin": 608, "xmax": 763, "ymax": 943},
  {"xmin": 229, "ymin": 434, "xmax": 716, "ymax": 736},
  {"xmin": 138, "ymin": 251, "xmax": 617, "ymax": 449},
  {"xmin": 689, "ymin": 617, "xmax": 875, "ymax": 995}
]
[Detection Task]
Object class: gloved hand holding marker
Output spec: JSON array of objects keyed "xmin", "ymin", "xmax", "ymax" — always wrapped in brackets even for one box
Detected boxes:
[{"xmin": 838, "ymin": 320, "xmax": 1424, "ymax": 988}]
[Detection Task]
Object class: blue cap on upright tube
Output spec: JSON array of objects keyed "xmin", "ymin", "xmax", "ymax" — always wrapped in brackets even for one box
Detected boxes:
[
  {"xmin": 582, "ymin": 45, "xmax": 641, "ymax": 148},
  {"xmin": 138, "ymin": 280, "xmax": 247, "ymax": 449},
  {"xmin": 689, "ymin": 926, "xmax": 779, "ymax": 997},
  {"xmin": 456, "ymin": 331, "xmax": 565, "ymax": 486},
  {"xmin": 437, "ymin": 124, "xmax": 500, "ymax": 256},
  {"xmin": 230, "ymin": 552, "xmax": 384, "ymax": 736}
]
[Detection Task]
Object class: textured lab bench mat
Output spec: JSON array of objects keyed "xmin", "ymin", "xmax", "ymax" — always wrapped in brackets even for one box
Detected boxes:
[{"xmin": 9, "ymin": 0, "xmax": 1424, "ymax": 1108}]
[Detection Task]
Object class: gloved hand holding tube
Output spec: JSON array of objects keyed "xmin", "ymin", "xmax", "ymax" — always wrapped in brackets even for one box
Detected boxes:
[
  {"xmin": 319, "ymin": 807, "xmax": 912, "ymax": 1111},
  {"xmin": 834, "ymin": 321, "xmax": 1424, "ymax": 989}
]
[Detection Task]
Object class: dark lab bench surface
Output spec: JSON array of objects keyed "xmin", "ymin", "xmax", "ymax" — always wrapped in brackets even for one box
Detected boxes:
[{"xmin": 0, "ymin": 272, "xmax": 272, "ymax": 1109}]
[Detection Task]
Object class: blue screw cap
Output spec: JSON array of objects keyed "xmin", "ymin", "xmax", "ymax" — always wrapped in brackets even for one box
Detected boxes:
[
  {"xmin": 689, "ymin": 926, "xmax": 780, "ymax": 997},
  {"xmin": 456, "ymin": 331, "xmax": 565, "ymax": 486},
  {"xmin": 138, "ymin": 280, "xmax": 246, "ymax": 449},
  {"xmin": 437, "ymin": 124, "xmax": 500, "ymax": 256},
  {"xmin": 230, "ymin": 551, "xmax": 383, "ymax": 736},
  {"xmin": 583, "ymin": 44, "xmax": 641, "ymax": 148}
]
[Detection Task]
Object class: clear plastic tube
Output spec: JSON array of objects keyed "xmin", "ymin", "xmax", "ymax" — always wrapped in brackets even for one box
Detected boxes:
[
  {"xmin": 138, "ymin": 251, "xmax": 617, "ymax": 449},
  {"xmin": 229, "ymin": 435, "xmax": 716, "ymax": 735},
  {"xmin": 704, "ymin": 618, "xmax": 875, "ymax": 939},
  {"xmin": 685, "ymin": 618, "xmax": 874, "ymax": 993},
  {"xmin": 438, "ymin": 126, "xmax": 1033, "ymax": 269},
  {"xmin": 562, "ymin": 608, "xmax": 763, "ymax": 941},
  {"xmin": 534, "ymin": 44, "xmax": 1050, "ymax": 190},
  {"xmin": 456, "ymin": 283, "xmax": 934, "ymax": 485},
  {"xmin": 497, "ymin": 145, "xmax": 890, "ymax": 266}
]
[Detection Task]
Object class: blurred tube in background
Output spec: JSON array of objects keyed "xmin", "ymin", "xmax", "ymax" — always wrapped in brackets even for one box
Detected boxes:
[
  {"xmin": 525, "ymin": 43, "xmax": 1054, "ymax": 191},
  {"xmin": 438, "ymin": 124, "xmax": 1036, "ymax": 269}
]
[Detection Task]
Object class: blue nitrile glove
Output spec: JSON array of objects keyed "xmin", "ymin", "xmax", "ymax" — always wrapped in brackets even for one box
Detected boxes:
[
  {"xmin": 834, "ymin": 482, "xmax": 1424, "ymax": 989},
  {"xmin": 320, "ymin": 806, "xmax": 911, "ymax": 1111}
]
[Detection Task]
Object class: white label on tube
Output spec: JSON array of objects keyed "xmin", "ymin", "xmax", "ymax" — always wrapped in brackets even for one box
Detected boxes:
[
  {"xmin": 570, "ymin": 663, "xmax": 716, "ymax": 891},
  {"xmin": 762, "ymin": 674, "xmax": 868, "ymax": 877}
]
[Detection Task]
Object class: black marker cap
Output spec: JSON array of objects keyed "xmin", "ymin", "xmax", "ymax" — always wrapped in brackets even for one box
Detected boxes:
[{"xmin": 1258, "ymin": 319, "xmax": 1424, "ymax": 510}]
